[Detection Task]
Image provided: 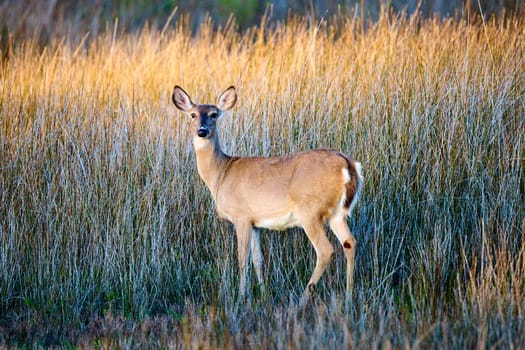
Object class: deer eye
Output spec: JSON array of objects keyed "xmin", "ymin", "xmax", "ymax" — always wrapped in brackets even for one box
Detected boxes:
[
  {"xmin": 209, "ymin": 112, "xmax": 218, "ymax": 119},
  {"xmin": 190, "ymin": 113, "xmax": 198, "ymax": 119}
]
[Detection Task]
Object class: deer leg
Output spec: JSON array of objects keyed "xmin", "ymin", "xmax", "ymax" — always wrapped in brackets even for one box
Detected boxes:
[
  {"xmin": 234, "ymin": 221, "xmax": 251, "ymax": 299},
  {"xmin": 329, "ymin": 214, "xmax": 356, "ymax": 298},
  {"xmin": 300, "ymin": 217, "xmax": 334, "ymax": 305},
  {"xmin": 250, "ymin": 227, "xmax": 264, "ymax": 289}
]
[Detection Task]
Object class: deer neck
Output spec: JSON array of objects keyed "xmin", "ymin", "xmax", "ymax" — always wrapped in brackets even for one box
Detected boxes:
[{"xmin": 193, "ymin": 134, "xmax": 230, "ymax": 197}]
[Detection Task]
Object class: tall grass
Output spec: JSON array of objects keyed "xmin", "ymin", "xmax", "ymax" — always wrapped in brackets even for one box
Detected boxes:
[{"xmin": 1, "ymin": 12, "xmax": 524, "ymax": 347}]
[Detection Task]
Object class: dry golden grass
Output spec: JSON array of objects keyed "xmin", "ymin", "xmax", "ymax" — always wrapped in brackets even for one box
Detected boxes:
[{"xmin": 0, "ymin": 12, "xmax": 524, "ymax": 348}]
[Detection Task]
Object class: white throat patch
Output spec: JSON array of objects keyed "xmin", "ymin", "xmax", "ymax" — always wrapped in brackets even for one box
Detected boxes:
[{"xmin": 193, "ymin": 136, "xmax": 211, "ymax": 150}]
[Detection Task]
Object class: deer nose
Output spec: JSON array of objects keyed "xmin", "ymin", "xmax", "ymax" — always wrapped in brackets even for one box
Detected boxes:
[{"xmin": 197, "ymin": 126, "xmax": 209, "ymax": 138}]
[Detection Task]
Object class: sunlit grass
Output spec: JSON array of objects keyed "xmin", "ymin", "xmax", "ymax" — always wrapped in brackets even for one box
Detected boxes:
[{"xmin": 0, "ymin": 12, "xmax": 524, "ymax": 347}]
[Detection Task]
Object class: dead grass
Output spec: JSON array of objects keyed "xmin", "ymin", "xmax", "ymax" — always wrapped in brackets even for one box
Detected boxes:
[{"xmin": 0, "ymin": 11, "xmax": 524, "ymax": 348}]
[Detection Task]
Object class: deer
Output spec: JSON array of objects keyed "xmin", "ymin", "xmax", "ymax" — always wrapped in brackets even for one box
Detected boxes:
[{"xmin": 172, "ymin": 85, "xmax": 363, "ymax": 304}]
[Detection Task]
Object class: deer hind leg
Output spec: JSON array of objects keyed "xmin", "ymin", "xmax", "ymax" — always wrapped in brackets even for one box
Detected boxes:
[
  {"xmin": 250, "ymin": 227, "xmax": 265, "ymax": 289},
  {"xmin": 300, "ymin": 216, "xmax": 334, "ymax": 305},
  {"xmin": 329, "ymin": 213, "xmax": 356, "ymax": 298},
  {"xmin": 234, "ymin": 221, "xmax": 251, "ymax": 299}
]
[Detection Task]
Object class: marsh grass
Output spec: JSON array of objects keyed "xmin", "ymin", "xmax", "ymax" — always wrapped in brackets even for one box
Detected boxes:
[{"xmin": 0, "ymin": 11, "xmax": 524, "ymax": 348}]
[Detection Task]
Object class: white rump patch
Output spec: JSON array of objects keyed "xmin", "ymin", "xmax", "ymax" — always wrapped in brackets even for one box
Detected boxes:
[
  {"xmin": 338, "ymin": 168, "xmax": 351, "ymax": 216},
  {"xmin": 342, "ymin": 168, "xmax": 351, "ymax": 183},
  {"xmin": 339, "ymin": 161, "xmax": 363, "ymax": 217},
  {"xmin": 354, "ymin": 161, "xmax": 363, "ymax": 184},
  {"xmin": 348, "ymin": 161, "xmax": 363, "ymax": 216}
]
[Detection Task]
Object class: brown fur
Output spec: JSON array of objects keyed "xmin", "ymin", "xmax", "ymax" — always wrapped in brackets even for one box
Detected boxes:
[{"xmin": 172, "ymin": 85, "xmax": 363, "ymax": 304}]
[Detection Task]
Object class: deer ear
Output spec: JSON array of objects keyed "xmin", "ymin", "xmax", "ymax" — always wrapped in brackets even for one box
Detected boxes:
[
  {"xmin": 217, "ymin": 86, "xmax": 237, "ymax": 111},
  {"xmin": 172, "ymin": 86, "xmax": 194, "ymax": 112}
]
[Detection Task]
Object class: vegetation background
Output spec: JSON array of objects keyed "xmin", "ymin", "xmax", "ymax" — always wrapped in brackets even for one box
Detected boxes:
[
  {"xmin": 1, "ymin": 0, "xmax": 524, "ymax": 348},
  {"xmin": 1, "ymin": 0, "xmax": 524, "ymax": 43}
]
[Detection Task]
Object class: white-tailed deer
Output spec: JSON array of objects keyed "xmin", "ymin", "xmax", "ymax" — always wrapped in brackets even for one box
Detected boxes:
[{"xmin": 172, "ymin": 85, "xmax": 363, "ymax": 304}]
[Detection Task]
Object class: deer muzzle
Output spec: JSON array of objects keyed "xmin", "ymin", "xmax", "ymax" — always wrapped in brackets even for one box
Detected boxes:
[{"xmin": 197, "ymin": 126, "xmax": 209, "ymax": 138}]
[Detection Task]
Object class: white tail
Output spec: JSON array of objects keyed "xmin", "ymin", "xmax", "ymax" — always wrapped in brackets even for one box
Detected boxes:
[{"xmin": 172, "ymin": 85, "xmax": 363, "ymax": 304}]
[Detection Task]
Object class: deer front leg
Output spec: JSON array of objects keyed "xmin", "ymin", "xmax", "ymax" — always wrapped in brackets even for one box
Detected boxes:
[
  {"xmin": 234, "ymin": 221, "xmax": 251, "ymax": 299},
  {"xmin": 250, "ymin": 227, "xmax": 265, "ymax": 292}
]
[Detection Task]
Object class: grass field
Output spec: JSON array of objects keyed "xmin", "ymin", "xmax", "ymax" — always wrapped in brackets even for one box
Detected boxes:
[{"xmin": 1, "ymin": 11, "xmax": 524, "ymax": 348}]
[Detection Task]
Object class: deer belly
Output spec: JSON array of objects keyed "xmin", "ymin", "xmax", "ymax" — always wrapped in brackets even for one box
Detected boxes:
[{"xmin": 254, "ymin": 213, "xmax": 301, "ymax": 231}]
